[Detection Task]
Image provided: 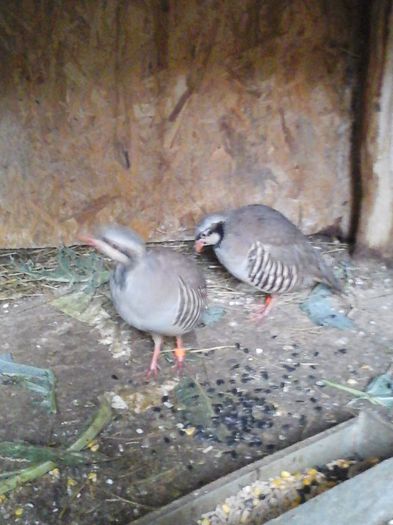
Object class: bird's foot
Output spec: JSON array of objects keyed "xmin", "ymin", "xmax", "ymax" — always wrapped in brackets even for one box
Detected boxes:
[
  {"xmin": 145, "ymin": 362, "xmax": 160, "ymax": 381},
  {"xmin": 173, "ymin": 347, "xmax": 186, "ymax": 375},
  {"xmin": 250, "ymin": 294, "xmax": 275, "ymax": 322}
]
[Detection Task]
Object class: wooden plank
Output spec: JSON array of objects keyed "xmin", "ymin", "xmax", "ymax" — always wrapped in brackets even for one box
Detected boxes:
[
  {"xmin": 355, "ymin": 0, "xmax": 393, "ymax": 261},
  {"xmin": 0, "ymin": 0, "xmax": 362, "ymax": 247}
]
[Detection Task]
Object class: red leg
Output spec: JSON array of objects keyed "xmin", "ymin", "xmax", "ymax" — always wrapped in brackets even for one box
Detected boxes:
[
  {"xmin": 173, "ymin": 336, "xmax": 186, "ymax": 374},
  {"xmin": 146, "ymin": 334, "xmax": 163, "ymax": 380},
  {"xmin": 250, "ymin": 294, "xmax": 277, "ymax": 321}
]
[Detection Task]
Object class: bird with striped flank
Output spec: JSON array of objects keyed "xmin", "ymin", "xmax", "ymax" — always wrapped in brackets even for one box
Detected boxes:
[
  {"xmin": 80, "ymin": 225, "xmax": 207, "ymax": 378},
  {"xmin": 195, "ymin": 204, "xmax": 341, "ymax": 319}
]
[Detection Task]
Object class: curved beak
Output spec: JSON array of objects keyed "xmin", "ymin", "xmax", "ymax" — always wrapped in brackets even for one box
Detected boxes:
[
  {"xmin": 194, "ymin": 239, "xmax": 205, "ymax": 253},
  {"xmin": 77, "ymin": 232, "xmax": 97, "ymax": 247}
]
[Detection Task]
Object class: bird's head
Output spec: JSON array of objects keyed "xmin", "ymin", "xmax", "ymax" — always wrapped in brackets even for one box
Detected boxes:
[
  {"xmin": 194, "ymin": 213, "xmax": 227, "ymax": 253},
  {"xmin": 79, "ymin": 225, "xmax": 146, "ymax": 265}
]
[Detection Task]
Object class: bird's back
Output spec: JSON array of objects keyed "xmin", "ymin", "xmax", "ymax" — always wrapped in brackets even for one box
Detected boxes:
[
  {"xmin": 215, "ymin": 204, "xmax": 341, "ymax": 293},
  {"xmin": 111, "ymin": 247, "xmax": 207, "ymax": 336}
]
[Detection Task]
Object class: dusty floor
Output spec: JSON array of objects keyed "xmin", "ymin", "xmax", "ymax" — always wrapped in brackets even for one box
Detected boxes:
[{"xmin": 0, "ymin": 240, "xmax": 392, "ymax": 525}]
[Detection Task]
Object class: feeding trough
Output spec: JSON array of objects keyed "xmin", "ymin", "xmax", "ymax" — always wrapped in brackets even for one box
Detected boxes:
[{"xmin": 132, "ymin": 410, "xmax": 393, "ymax": 525}]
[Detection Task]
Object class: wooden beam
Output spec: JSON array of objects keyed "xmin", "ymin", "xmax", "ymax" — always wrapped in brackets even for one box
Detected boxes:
[{"xmin": 355, "ymin": 0, "xmax": 393, "ymax": 261}]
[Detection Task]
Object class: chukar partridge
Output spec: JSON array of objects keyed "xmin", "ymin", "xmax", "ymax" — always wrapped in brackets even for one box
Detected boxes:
[
  {"xmin": 194, "ymin": 204, "xmax": 341, "ymax": 318},
  {"xmin": 81, "ymin": 225, "xmax": 207, "ymax": 378}
]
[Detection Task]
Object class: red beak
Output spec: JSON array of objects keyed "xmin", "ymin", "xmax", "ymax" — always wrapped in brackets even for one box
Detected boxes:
[
  {"xmin": 194, "ymin": 239, "xmax": 205, "ymax": 253},
  {"xmin": 77, "ymin": 233, "xmax": 96, "ymax": 247}
]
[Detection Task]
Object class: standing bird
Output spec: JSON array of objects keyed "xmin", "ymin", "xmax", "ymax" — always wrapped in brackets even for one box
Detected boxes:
[
  {"xmin": 80, "ymin": 225, "xmax": 207, "ymax": 378},
  {"xmin": 194, "ymin": 204, "xmax": 341, "ymax": 318}
]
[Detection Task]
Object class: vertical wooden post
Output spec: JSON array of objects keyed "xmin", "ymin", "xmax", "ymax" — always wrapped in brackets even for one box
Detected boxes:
[{"xmin": 355, "ymin": 0, "xmax": 393, "ymax": 261}]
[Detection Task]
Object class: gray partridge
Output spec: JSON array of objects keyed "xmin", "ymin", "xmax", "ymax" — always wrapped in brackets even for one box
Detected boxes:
[
  {"xmin": 194, "ymin": 204, "xmax": 341, "ymax": 318},
  {"xmin": 81, "ymin": 225, "xmax": 207, "ymax": 377}
]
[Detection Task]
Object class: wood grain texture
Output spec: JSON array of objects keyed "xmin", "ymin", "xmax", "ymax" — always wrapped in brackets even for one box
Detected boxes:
[
  {"xmin": 355, "ymin": 0, "xmax": 393, "ymax": 260},
  {"xmin": 0, "ymin": 0, "xmax": 362, "ymax": 247}
]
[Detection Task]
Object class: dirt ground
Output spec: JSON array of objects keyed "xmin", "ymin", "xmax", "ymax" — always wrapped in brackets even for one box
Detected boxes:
[{"xmin": 0, "ymin": 239, "xmax": 392, "ymax": 525}]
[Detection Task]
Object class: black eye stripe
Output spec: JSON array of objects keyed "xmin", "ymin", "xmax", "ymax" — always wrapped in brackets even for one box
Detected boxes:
[{"xmin": 102, "ymin": 237, "xmax": 130, "ymax": 258}]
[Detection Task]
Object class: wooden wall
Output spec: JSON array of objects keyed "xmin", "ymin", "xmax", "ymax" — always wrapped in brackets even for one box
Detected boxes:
[
  {"xmin": 0, "ymin": 0, "xmax": 362, "ymax": 247},
  {"xmin": 355, "ymin": 0, "xmax": 393, "ymax": 261}
]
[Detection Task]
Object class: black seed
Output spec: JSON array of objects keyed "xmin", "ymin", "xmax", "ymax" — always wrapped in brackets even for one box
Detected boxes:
[
  {"xmin": 230, "ymin": 450, "xmax": 238, "ymax": 459},
  {"xmin": 266, "ymin": 444, "xmax": 275, "ymax": 451},
  {"xmin": 243, "ymin": 348, "xmax": 250, "ymax": 354},
  {"xmin": 264, "ymin": 389, "xmax": 271, "ymax": 394},
  {"xmin": 152, "ymin": 406, "xmax": 161, "ymax": 412},
  {"xmin": 260, "ymin": 371, "xmax": 269, "ymax": 380},
  {"xmin": 314, "ymin": 406, "xmax": 323, "ymax": 411},
  {"xmin": 310, "ymin": 397, "xmax": 317, "ymax": 403},
  {"xmin": 310, "ymin": 365, "xmax": 316, "ymax": 370},
  {"xmin": 164, "ymin": 437, "xmax": 171, "ymax": 443},
  {"xmin": 308, "ymin": 374, "xmax": 316, "ymax": 380},
  {"xmin": 207, "ymin": 387, "xmax": 216, "ymax": 394},
  {"xmin": 216, "ymin": 379, "xmax": 225, "ymax": 385},
  {"xmin": 111, "ymin": 374, "xmax": 119, "ymax": 380},
  {"xmin": 229, "ymin": 379, "xmax": 237, "ymax": 384},
  {"xmin": 282, "ymin": 374, "xmax": 289, "ymax": 380},
  {"xmin": 282, "ymin": 423, "xmax": 291, "ymax": 431},
  {"xmin": 291, "ymin": 352, "xmax": 299, "ymax": 357},
  {"xmin": 161, "ymin": 395, "xmax": 169, "ymax": 403},
  {"xmin": 280, "ymin": 382, "xmax": 285, "ymax": 388},
  {"xmin": 188, "ymin": 382, "xmax": 196, "ymax": 388},
  {"xmin": 178, "ymin": 429, "xmax": 185, "ymax": 436},
  {"xmin": 313, "ymin": 351, "xmax": 319, "ymax": 357},
  {"xmin": 231, "ymin": 364, "xmax": 240, "ymax": 370},
  {"xmin": 151, "ymin": 449, "xmax": 157, "ymax": 454},
  {"xmin": 338, "ymin": 348, "xmax": 347, "ymax": 354},
  {"xmin": 187, "ymin": 464, "xmax": 193, "ymax": 470},
  {"xmin": 248, "ymin": 439, "xmax": 262, "ymax": 447},
  {"xmin": 283, "ymin": 365, "xmax": 296, "ymax": 372},
  {"xmin": 235, "ymin": 342, "xmax": 241, "ymax": 349}
]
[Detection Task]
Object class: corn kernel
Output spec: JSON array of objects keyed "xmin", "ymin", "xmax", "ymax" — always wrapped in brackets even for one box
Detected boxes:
[
  {"xmin": 49, "ymin": 468, "xmax": 60, "ymax": 479},
  {"xmin": 87, "ymin": 439, "xmax": 99, "ymax": 451},
  {"xmin": 307, "ymin": 468, "xmax": 319, "ymax": 477},
  {"xmin": 15, "ymin": 508, "xmax": 24, "ymax": 517},
  {"xmin": 222, "ymin": 503, "xmax": 231, "ymax": 514},
  {"xmin": 87, "ymin": 472, "xmax": 97, "ymax": 483},
  {"xmin": 280, "ymin": 470, "xmax": 291, "ymax": 479},
  {"xmin": 89, "ymin": 442, "xmax": 100, "ymax": 452},
  {"xmin": 271, "ymin": 478, "xmax": 283, "ymax": 488},
  {"xmin": 67, "ymin": 478, "xmax": 78, "ymax": 487},
  {"xmin": 0, "ymin": 495, "xmax": 7, "ymax": 504},
  {"xmin": 200, "ymin": 519, "xmax": 211, "ymax": 525},
  {"xmin": 185, "ymin": 427, "xmax": 196, "ymax": 436}
]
